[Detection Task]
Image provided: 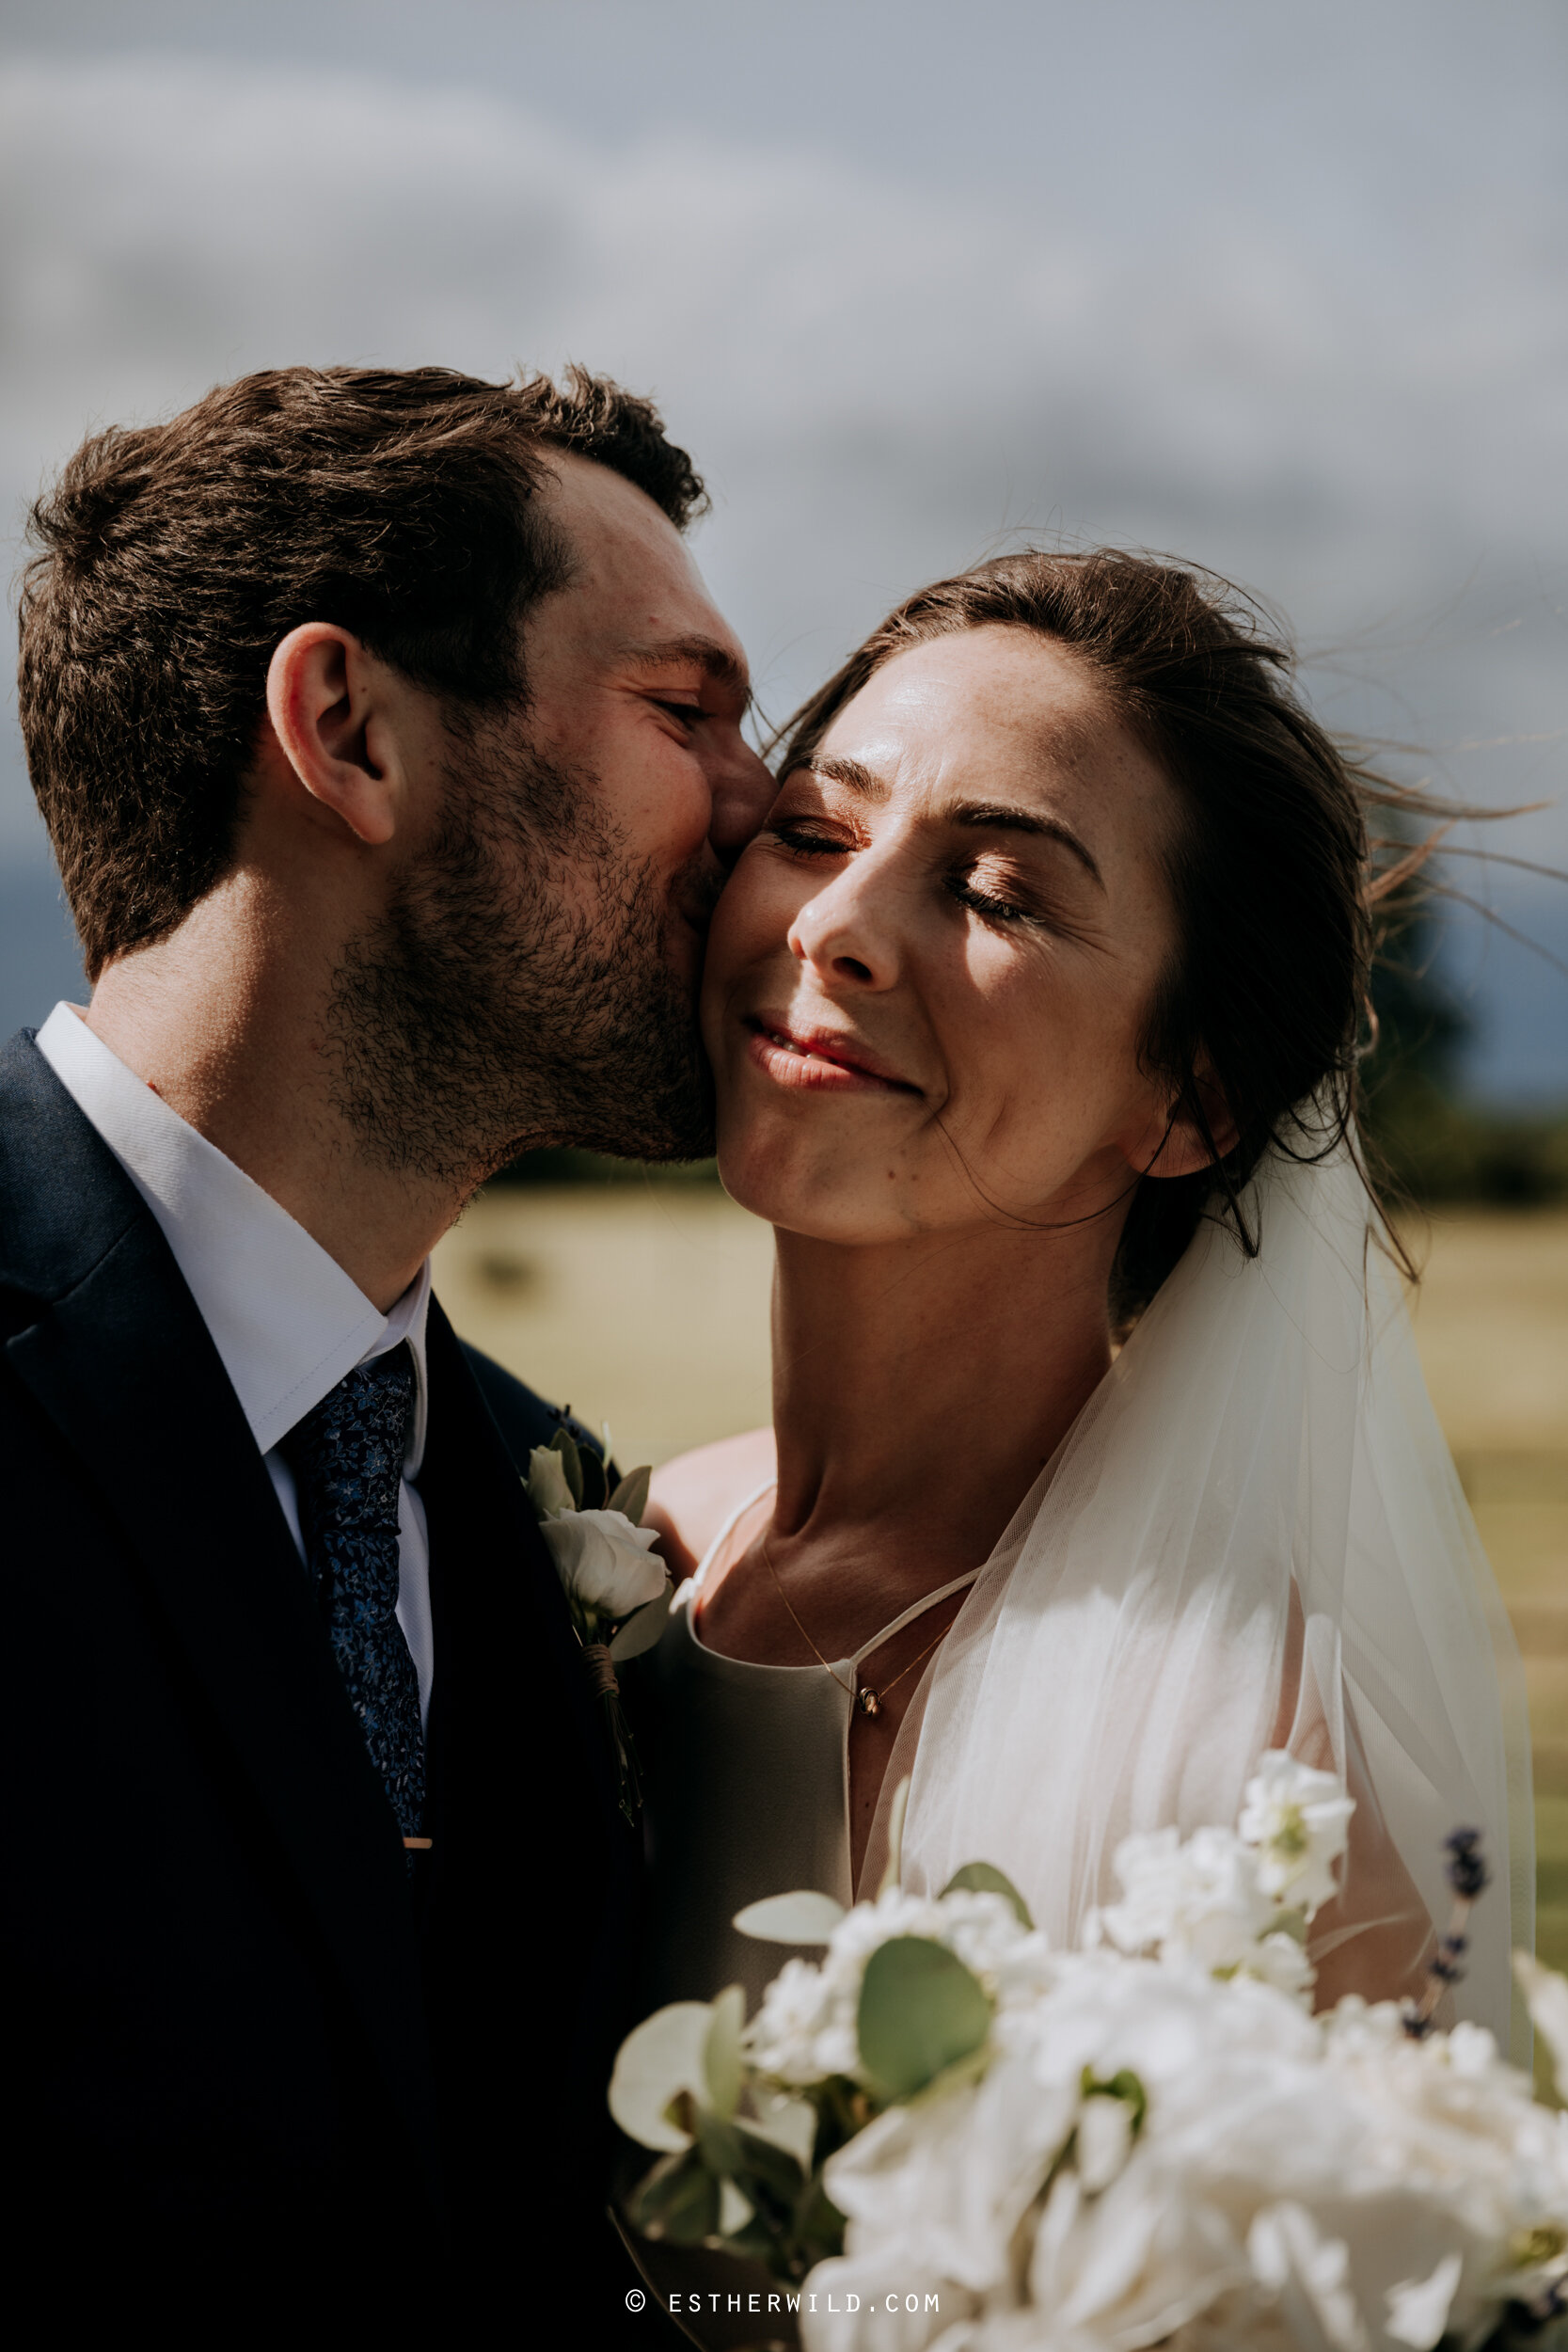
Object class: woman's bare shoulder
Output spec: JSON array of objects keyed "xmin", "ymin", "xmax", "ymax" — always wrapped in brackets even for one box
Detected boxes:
[{"xmin": 647, "ymin": 1427, "xmax": 777, "ymax": 1586}]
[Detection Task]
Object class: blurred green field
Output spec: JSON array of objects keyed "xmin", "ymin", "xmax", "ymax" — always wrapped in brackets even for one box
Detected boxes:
[{"xmin": 435, "ymin": 1192, "xmax": 1568, "ymax": 1963}]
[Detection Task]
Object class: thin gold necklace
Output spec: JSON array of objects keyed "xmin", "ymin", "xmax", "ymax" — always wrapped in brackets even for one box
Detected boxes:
[{"xmin": 758, "ymin": 1527, "xmax": 954, "ymax": 1719}]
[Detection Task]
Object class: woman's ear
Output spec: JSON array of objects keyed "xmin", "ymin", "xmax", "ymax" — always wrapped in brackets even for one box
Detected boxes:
[
  {"xmin": 1128, "ymin": 1060, "xmax": 1240, "ymax": 1183},
  {"xmin": 261, "ymin": 623, "xmax": 404, "ymax": 847},
  {"xmin": 1153, "ymin": 1061, "xmax": 1239, "ymax": 1180}
]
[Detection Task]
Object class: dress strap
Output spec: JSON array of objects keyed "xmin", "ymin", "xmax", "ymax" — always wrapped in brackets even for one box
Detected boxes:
[
  {"xmin": 689, "ymin": 1478, "xmax": 777, "ymax": 1592},
  {"xmin": 848, "ymin": 1568, "xmax": 982, "ymax": 1667},
  {"xmin": 688, "ymin": 1478, "xmax": 980, "ymax": 1661}
]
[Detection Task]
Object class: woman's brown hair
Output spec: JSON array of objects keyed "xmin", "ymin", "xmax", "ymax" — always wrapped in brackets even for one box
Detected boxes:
[{"xmin": 776, "ymin": 548, "xmax": 1418, "ymax": 1327}]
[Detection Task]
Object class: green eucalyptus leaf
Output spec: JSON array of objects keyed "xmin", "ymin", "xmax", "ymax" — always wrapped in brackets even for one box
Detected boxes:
[
  {"xmin": 578, "ymin": 1445, "xmax": 609, "ymax": 1512},
  {"xmin": 729, "ymin": 2122, "xmax": 805, "ymax": 2208},
  {"xmin": 905, "ymin": 2040, "xmax": 994, "ymax": 2109},
  {"xmin": 704, "ymin": 1984, "xmax": 746, "ymax": 2120},
  {"xmin": 608, "ymin": 1464, "xmax": 653, "ymax": 1526},
  {"xmin": 733, "ymin": 1890, "xmax": 847, "ymax": 1945},
  {"xmin": 810, "ymin": 2074, "xmax": 878, "ymax": 2165},
  {"xmin": 857, "ymin": 1935, "xmax": 992, "ymax": 2103},
  {"xmin": 694, "ymin": 2109, "xmax": 746, "ymax": 2179},
  {"xmin": 549, "ymin": 1426, "xmax": 584, "ymax": 1509},
  {"xmin": 717, "ymin": 2212, "xmax": 778, "ymax": 2263},
  {"xmin": 792, "ymin": 2171, "xmax": 848, "ymax": 2266},
  {"xmin": 627, "ymin": 2145, "xmax": 721, "ymax": 2245},
  {"xmin": 608, "ymin": 1584, "xmax": 673, "ymax": 1663},
  {"xmin": 941, "ymin": 1862, "xmax": 1034, "ymax": 1929}
]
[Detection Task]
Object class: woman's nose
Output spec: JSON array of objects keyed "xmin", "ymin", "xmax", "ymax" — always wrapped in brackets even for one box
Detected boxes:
[{"xmin": 787, "ymin": 868, "xmax": 901, "ymax": 990}]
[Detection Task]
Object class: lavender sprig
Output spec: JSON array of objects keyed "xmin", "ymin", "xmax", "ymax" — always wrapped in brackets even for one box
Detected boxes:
[{"xmin": 1403, "ymin": 1828, "xmax": 1489, "ymax": 2041}]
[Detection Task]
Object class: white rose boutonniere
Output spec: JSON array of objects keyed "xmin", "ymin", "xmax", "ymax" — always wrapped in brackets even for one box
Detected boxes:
[
  {"xmin": 526, "ymin": 1426, "xmax": 672, "ymax": 1823},
  {"xmin": 542, "ymin": 1508, "xmax": 667, "ymax": 1622}
]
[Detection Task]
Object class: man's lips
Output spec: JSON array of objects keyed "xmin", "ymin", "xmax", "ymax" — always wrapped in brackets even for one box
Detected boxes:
[{"xmin": 743, "ymin": 1015, "xmax": 920, "ymax": 1094}]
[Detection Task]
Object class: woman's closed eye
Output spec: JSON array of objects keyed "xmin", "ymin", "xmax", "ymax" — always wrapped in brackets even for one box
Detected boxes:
[
  {"xmin": 945, "ymin": 855, "xmax": 1060, "ymax": 929},
  {"xmin": 768, "ymin": 817, "xmax": 855, "ymax": 860},
  {"xmin": 949, "ymin": 874, "xmax": 1037, "ymax": 924}
]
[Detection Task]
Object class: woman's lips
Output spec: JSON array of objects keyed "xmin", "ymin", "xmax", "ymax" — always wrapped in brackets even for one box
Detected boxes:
[{"xmin": 743, "ymin": 1016, "xmax": 918, "ymax": 1094}]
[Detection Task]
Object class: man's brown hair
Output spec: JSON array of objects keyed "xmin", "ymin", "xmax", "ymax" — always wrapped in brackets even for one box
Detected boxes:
[{"xmin": 17, "ymin": 364, "xmax": 706, "ymax": 978}]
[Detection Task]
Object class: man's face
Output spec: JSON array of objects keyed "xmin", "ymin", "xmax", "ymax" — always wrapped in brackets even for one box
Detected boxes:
[
  {"xmin": 519, "ymin": 453, "xmax": 772, "ymax": 993},
  {"xmin": 326, "ymin": 455, "xmax": 773, "ymax": 1188}
]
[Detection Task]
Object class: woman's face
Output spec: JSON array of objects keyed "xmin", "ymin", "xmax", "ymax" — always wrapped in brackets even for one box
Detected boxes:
[{"xmin": 702, "ymin": 625, "xmax": 1187, "ymax": 1244}]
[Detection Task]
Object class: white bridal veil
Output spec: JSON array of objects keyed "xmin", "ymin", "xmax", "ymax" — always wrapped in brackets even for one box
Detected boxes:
[{"xmin": 899, "ymin": 1144, "xmax": 1533, "ymax": 2048}]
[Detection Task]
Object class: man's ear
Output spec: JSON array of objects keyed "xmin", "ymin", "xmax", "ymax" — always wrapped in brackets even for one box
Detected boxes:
[
  {"xmin": 262, "ymin": 624, "xmax": 404, "ymax": 847},
  {"xmin": 1127, "ymin": 1061, "xmax": 1240, "ymax": 1183}
]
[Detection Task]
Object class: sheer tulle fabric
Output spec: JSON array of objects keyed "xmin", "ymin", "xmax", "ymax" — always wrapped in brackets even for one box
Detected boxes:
[{"xmin": 899, "ymin": 1145, "xmax": 1532, "ymax": 2047}]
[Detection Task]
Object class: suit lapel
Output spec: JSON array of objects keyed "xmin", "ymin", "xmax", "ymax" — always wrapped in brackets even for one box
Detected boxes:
[
  {"xmin": 417, "ymin": 1301, "xmax": 641, "ymax": 2221},
  {"xmin": 1, "ymin": 1038, "xmax": 439, "ymax": 2191},
  {"xmin": 420, "ymin": 1297, "xmax": 620, "ymax": 1850}
]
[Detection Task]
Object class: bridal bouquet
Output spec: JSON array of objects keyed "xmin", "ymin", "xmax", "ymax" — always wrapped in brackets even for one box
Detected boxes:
[
  {"xmin": 527, "ymin": 1429, "xmax": 671, "ymax": 1820},
  {"xmin": 611, "ymin": 1756, "xmax": 1568, "ymax": 2350}
]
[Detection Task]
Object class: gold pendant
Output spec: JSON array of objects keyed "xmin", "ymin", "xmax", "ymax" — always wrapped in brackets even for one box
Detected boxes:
[{"xmin": 858, "ymin": 1686, "xmax": 880, "ymax": 1718}]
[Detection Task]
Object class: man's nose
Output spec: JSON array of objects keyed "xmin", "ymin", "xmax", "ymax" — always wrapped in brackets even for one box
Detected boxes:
[{"xmin": 707, "ymin": 739, "xmax": 776, "ymax": 867}]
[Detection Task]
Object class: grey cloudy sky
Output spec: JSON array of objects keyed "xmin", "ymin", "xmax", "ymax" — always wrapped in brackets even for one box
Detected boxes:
[{"xmin": 2, "ymin": 0, "xmax": 1564, "ymax": 1094}]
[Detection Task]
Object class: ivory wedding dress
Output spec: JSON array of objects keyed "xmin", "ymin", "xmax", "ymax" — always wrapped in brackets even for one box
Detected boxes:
[
  {"xmin": 641, "ymin": 1499, "xmax": 977, "ymax": 2011},
  {"xmin": 641, "ymin": 1142, "xmax": 1531, "ymax": 2057}
]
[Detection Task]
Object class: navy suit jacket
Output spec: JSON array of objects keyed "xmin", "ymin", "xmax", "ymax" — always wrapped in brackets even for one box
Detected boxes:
[{"xmin": 0, "ymin": 1029, "xmax": 643, "ymax": 2321}]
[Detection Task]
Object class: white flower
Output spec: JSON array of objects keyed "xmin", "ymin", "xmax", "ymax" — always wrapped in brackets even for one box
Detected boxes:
[
  {"xmin": 1075, "ymin": 2090, "xmax": 1135, "ymax": 2194},
  {"xmin": 1384, "ymin": 2251, "xmax": 1464, "ymax": 2349},
  {"xmin": 745, "ymin": 1954, "xmax": 848, "ymax": 2085},
  {"xmin": 1238, "ymin": 1751, "xmax": 1354, "ymax": 1915},
  {"xmin": 525, "ymin": 1442, "xmax": 576, "ymax": 1518},
  {"xmin": 1097, "ymin": 1823, "xmax": 1291, "ymax": 1984},
  {"xmin": 616, "ymin": 1755, "xmax": 1568, "ymax": 2352},
  {"xmin": 609, "ymin": 2000, "xmax": 714, "ymax": 2152},
  {"xmin": 540, "ymin": 1507, "xmax": 667, "ymax": 1620},
  {"xmin": 742, "ymin": 1883, "xmax": 1052, "ymax": 2090},
  {"xmin": 1247, "ymin": 2202, "xmax": 1366, "ymax": 2350},
  {"xmin": 800, "ymin": 1936, "xmax": 1568, "ymax": 2352}
]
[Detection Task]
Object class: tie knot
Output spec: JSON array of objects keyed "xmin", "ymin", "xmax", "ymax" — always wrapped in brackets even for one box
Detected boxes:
[{"xmin": 292, "ymin": 1343, "xmax": 414, "ymax": 1479}]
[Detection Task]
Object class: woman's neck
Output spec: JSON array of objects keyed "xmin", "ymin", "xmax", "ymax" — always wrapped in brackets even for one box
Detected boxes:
[{"xmin": 768, "ymin": 1215, "xmax": 1120, "ymax": 1577}]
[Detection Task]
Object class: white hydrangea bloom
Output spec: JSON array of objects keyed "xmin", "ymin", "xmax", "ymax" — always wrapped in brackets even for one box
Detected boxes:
[
  {"xmin": 1238, "ymin": 1749, "xmax": 1355, "ymax": 1913},
  {"xmin": 1092, "ymin": 1821, "xmax": 1317, "ymax": 1993},
  {"xmin": 803, "ymin": 1961, "xmax": 1568, "ymax": 2352},
  {"xmin": 743, "ymin": 1884, "xmax": 1052, "ymax": 2089}
]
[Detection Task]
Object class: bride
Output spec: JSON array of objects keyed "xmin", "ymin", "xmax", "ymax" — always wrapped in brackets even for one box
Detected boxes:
[{"xmin": 640, "ymin": 548, "xmax": 1530, "ymax": 2054}]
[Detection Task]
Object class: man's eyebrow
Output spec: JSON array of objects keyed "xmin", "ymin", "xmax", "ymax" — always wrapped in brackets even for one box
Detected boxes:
[
  {"xmin": 626, "ymin": 635, "xmax": 750, "ymax": 696},
  {"xmin": 950, "ymin": 801, "xmax": 1104, "ymax": 887}
]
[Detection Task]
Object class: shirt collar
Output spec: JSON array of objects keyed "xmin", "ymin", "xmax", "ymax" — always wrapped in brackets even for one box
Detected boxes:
[{"xmin": 35, "ymin": 1004, "xmax": 430, "ymax": 1470}]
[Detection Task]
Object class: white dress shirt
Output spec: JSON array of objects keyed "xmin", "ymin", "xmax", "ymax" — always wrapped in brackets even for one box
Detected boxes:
[{"xmin": 35, "ymin": 1002, "xmax": 435, "ymax": 1724}]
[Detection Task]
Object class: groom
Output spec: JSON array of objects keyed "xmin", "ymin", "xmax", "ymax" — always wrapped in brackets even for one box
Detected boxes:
[{"xmin": 3, "ymin": 365, "xmax": 770, "ymax": 2321}]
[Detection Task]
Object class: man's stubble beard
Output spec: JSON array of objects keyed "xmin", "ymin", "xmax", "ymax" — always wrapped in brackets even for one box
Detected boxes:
[{"xmin": 325, "ymin": 727, "xmax": 718, "ymax": 1191}]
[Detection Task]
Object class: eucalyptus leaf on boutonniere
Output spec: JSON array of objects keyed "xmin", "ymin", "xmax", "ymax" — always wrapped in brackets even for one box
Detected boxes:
[{"xmin": 527, "ymin": 1427, "xmax": 672, "ymax": 1823}]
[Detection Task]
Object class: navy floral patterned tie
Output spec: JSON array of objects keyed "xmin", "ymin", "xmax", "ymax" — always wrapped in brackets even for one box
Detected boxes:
[{"xmin": 283, "ymin": 1344, "xmax": 425, "ymax": 1844}]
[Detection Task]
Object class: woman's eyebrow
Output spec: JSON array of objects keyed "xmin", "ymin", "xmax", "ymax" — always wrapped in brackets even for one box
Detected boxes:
[
  {"xmin": 809, "ymin": 753, "xmax": 890, "ymax": 803},
  {"xmin": 805, "ymin": 758, "xmax": 1104, "ymax": 886},
  {"xmin": 949, "ymin": 801, "xmax": 1104, "ymax": 887}
]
